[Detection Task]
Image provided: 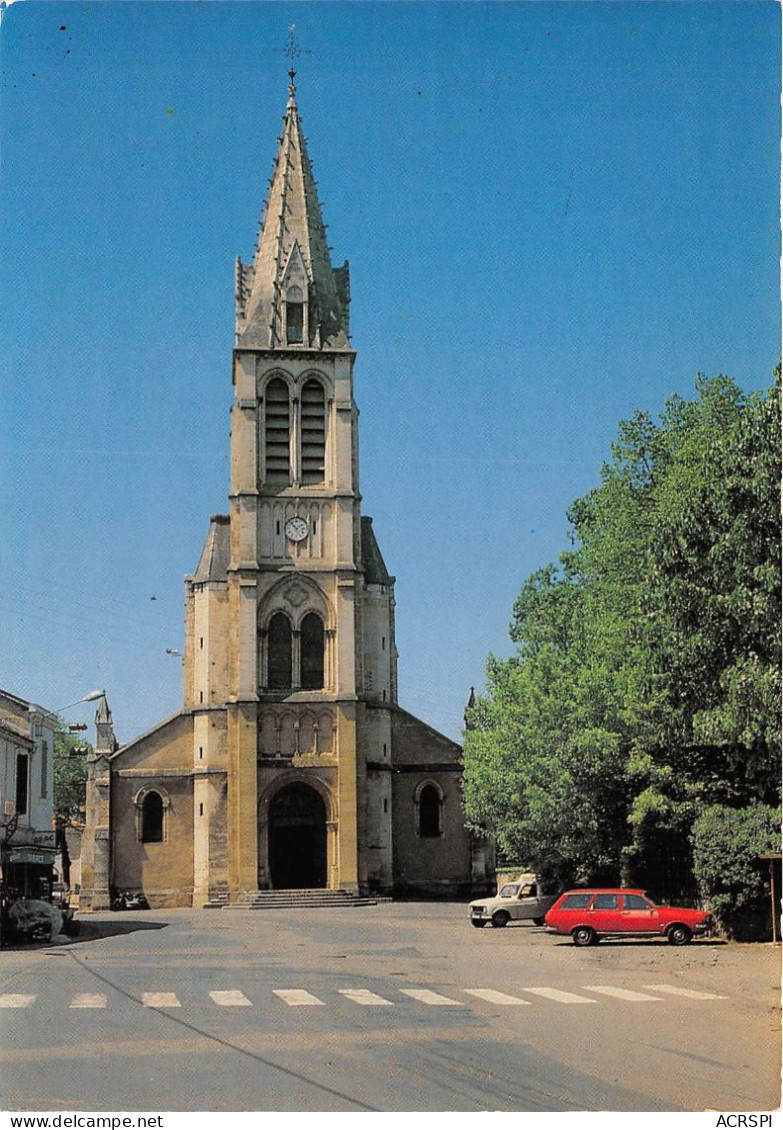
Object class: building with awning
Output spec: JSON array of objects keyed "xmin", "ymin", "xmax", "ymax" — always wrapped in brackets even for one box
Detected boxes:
[{"xmin": 0, "ymin": 689, "xmax": 57, "ymax": 900}]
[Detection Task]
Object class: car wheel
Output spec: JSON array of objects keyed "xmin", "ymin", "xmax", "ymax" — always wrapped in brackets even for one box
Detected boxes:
[
  {"xmin": 572, "ymin": 926, "xmax": 597, "ymax": 947},
  {"xmin": 492, "ymin": 910, "xmax": 511, "ymax": 928},
  {"xmin": 471, "ymin": 920, "xmax": 486, "ymax": 928},
  {"xmin": 532, "ymin": 917, "xmax": 545, "ymax": 927},
  {"xmin": 667, "ymin": 924, "xmax": 692, "ymax": 946}
]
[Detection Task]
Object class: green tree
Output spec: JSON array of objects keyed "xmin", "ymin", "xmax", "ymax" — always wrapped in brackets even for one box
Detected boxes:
[
  {"xmin": 464, "ymin": 372, "xmax": 781, "ymax": 921},
  {"xmin": 629, "ymin": 376, "xmax": 781, "ymax": 895},
  {"xmin": 53, "ymin": 728, "xmax": 91, "ymax": 822},
  {"xmin": 691, "ymin": 804, "xmax": 780, "ymax": 940}
]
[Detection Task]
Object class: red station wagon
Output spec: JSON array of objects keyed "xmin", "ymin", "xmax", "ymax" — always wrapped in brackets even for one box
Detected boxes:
[{"xmin": 544, "ymin": 888, "xmax": 711, "ymax": 946}]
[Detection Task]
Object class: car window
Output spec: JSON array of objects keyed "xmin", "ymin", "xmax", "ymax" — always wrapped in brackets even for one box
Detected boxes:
[
  {"xmin": 498, "ymin": 884, "xmax": 519, "ymax": 898},
  {"xmin": 592, "ymin": 893, "xmax": 619, "ymax": 910},
  {"xmin": 623, "ymin": 893, "xmax": 652, "ymax": 910},
  {"xmin": 519, "ymin": 883, "xmax": 537, "ymax": 898},
  {"xmin": 560, "ymin": 893, "xmax": 593, "ymax": 909}
]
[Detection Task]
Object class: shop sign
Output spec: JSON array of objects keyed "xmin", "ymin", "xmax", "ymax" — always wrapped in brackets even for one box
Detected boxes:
[
  {"xmin": 9, "ymin": 829, "xmax": 57, "ymax": 849},
  {"xmin": 5, "ymin": 850, "xmax": 53, "ymax": 865}
]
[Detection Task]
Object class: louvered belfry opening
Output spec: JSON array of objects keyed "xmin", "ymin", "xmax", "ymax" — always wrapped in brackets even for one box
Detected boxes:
[
  {"xmin": 264, "ymin": 378, "xmax": 291, "ymax": 484},
  {"xmin": 301, "ymin": 379, "xmax": 326, "ymax": 484},
  {"xmin": 300, "ymin": 612, "xmax": 325, "ymax": 690},
  {"xmin": 268, "ymin": 613, "xmax": 293, "ymax": 689},
  {"xmin": 285, "ymin": 285, "xmax": 304, "ymax": 344}
]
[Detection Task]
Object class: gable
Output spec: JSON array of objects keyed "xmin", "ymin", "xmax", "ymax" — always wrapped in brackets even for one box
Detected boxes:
[
  {"xmin": 390, "ymin": 707, "xmax": 463, "ymax": 767},
  {"xmin": 110, "ymin": 711, "xmax": 194, "ymax": 772}
]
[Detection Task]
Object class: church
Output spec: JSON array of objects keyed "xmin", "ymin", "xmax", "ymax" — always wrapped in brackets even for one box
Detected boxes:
[{"xmin": 79, "ymin": 72, "xmax": 492, "ymax": 910}]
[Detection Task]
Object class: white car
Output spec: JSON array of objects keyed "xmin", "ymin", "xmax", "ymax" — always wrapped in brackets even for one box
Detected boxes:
[{"xmin": 469, "ymin": 874, "xmax": 558, "ymax": 928}]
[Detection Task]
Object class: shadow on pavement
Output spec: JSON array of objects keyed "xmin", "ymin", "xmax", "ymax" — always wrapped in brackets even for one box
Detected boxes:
[
  {"xmin": 2, "ymin": 918, "xmax": 170, "ymax": 950},
  {"xmin": 550, "ymin": 936, "xmax": 727, "ymax": 947}
]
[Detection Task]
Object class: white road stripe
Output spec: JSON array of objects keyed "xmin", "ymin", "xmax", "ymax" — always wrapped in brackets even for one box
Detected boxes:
[
  {"xmin": 210, "ymin": 990, "xmax": 252, "ymax": 1007},
  {"xmin": 643, "ymin": 984, "xmax": 727, "ymax": 1000},
  {"xmin": 338, "ymin": 988, "xmax": 393, "ymax": 1006},
  {"xmin": 273, "ymin": 989, "xmax": 326, "ymax": 1007},
  {"xmin": 400, "ymin": 988, "xmax": 461, "ymax": 1006},
  {"xmin": 142, "ymin": 992, "xmax": 180, "ymax": 1008},
  {"xmin": 583, "ymin": 985, "xmax": 663, "ymax": 1002},
  {"xmin": 70, "ymin": 993, "xmax": 107, "ymax": 1009},
  {"xmin": 465, "ymin": 989, "xmax": 531, "ymax": 1006},
  {"xmin": 0, "ymin": 994, "xmax": 36, "ymax": 1008},
  {"xmin": 523, "ymin": 987, "xmax": 597, "ymax": 1004}
]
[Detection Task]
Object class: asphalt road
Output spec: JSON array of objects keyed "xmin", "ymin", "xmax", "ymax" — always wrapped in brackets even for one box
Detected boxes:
[{"xmin": 0, "ymin": 903, "xmax": 779, "ymax": 1112}]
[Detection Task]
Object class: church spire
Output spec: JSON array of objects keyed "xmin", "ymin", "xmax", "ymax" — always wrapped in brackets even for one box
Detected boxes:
[{"xmin": 235, "ymin": 71, "xmax": 351, "ymax": 351}]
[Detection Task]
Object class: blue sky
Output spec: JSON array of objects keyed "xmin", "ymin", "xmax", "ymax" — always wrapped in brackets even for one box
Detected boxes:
[{"xmin": 1, "ymin": 1, "xmax": 779, "ymax": 743}]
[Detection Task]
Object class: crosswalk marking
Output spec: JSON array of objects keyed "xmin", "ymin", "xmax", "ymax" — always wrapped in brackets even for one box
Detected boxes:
[
  {"xmin": 523, "ymin": 987, "xmax": 597, "ymax": 1004},
  {"xmin": 210, "ymin": 990, "xmax": 252, "ymax": 1007},
  {"xmin": 273, "ymin": 989, "xmax": 325, "ymax": 1007},
  {"xmin": 70, "ymin": 993, "xmax": 107, "ymax": 1009},
  {"xmin": 583, "ymin": 985, "xmax": 663, "ymax": 1002},
  {"xmin": 465, "ymin": 989, "xmax": 531, "ymax": 1005},
  {"xmin": 643, "ymin": 984, "xmax": 727, "ymax": 1000},
  {"xmin": 400, "ymin": 988, "xmax": 461, "ymax": 1006},
  {"xmin": 142, "ymin": 992, "xmax": 180, "ymax": 1008},
  {"xmin": 0, "ymin": 994, "xmax": 36, "ymax": 1009},
  {"xmin": 0, "ymin": 982, "xmax": 730, "ymax": 1014},
  {"xmin": 338, "ymin": 988, "xmax": 393, "ymax": 1006}
]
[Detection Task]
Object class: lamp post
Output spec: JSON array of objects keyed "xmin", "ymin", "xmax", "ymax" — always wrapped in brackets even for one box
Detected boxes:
[
  {"xmin": 24, "ymin": 691, "xmax": 106, "ymax": 890},
  {"xmin": 27, "ymin": 689, "xmax": 106, "ymax": 742},
  {"xmin": 30, "ymin": 689, "xmax": 106, "ymax": 721},
  {"xmin": 1, "ymin": 692, "xmax": 102, "ymax": 912}
]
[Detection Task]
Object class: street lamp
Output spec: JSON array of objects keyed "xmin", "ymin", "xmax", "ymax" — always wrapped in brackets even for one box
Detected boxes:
[
  {"xmin": 33, "ymin": 690, "xmax": 106, "ymax": 718},
  {"xmin": 27, "ymin": 690, "xmax": 105, "ymax": 729}
]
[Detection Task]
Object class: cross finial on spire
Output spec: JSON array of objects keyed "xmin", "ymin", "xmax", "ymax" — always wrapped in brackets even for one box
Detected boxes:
[
  {"xmin": 275, "ymin": 24, "xmax": 311, "ymax": 96},
  {"xmin": 283, "ymin": 24, "xmax": 302, "ymax": 63}
]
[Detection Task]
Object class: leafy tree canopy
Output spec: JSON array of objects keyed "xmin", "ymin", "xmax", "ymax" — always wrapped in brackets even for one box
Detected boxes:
[
  {"xmin": 53, "ymin": 727, "xmax": 91, "ymax": 823},
  {"xmin": 463, "ymin": 372, "xmax": 781, "ymax": 923}
]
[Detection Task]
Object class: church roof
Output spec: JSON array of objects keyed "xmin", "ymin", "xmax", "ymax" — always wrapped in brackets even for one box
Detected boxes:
[
  {"xmin": 235, "ymin": 73, "xmax": 351, "ymax": 351},
  {"xmin": 194, "ymin": 514, "xmax": 230, "ymax": 582},
  {"xmin": 361, "ymin": 517, "xmax": 393, "ymax": 586}
]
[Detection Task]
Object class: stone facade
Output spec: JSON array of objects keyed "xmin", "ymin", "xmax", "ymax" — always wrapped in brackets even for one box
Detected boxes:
[{"xmin": 80, "ymin": 74, "xmax": 493, "ymax": 909}]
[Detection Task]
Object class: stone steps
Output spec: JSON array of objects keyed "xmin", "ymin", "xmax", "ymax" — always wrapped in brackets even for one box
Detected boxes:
[
  {"xmin": 202, "ymin": 886, "xmax": 230, "ymax": 910},
  {"xmin": 228, "ymin": 888, "xmax": 378, "ymax": 910}
]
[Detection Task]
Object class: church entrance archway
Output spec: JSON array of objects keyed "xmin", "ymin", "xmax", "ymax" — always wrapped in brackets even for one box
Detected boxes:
[{"xmin": 268, "ymin": 782, "xmax": 327, "ymax": 889}]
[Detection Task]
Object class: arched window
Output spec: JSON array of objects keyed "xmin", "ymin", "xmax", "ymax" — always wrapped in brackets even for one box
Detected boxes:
[
  {"xmin": 300, "ymin": 613, "xmax": 325, "ymax": 690},
  {"xmin": 285, "ymin": 286, "xmax": 304, "ymax": 345},
  {"xmin": 265, "ymin": 378, "xmax": 290, "ymax": 484},
  {"xmin": 141, "ymin": 791, "xmax": 164, "ymax": 844},
  {"xmin": 268, "ymin": 613, "xmax": 293, "ymax": 689},
  {"xmin": 301, "ymin": 379, "xmax": 326, "ymax": 484},
  {"xmin": 300, "ymin": 612, "xmax": 325, "ymax": 690},
  {"xmin": 418, "ymin": 784, "xmax": 442, "ymax": 838}
]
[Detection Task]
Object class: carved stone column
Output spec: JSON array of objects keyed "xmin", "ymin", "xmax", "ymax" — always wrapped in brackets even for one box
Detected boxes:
[
  {"xmin": 325, "ymin": 628, "xmax": 336, "ymax": 690},
  {"xmin": 258, "ymin": 628, "xmax": 268, "ymax": 688},
  {"xmin": 326, "ymin": 820, "xmax": 338, "ymax": 890},
  {"xmin": 292, "ymin": 629, "xmax": 302, "ymax": 690}
]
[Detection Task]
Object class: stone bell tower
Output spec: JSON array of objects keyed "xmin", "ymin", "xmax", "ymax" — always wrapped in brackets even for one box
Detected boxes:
[
  {"xmin": 184, "ymin": 67, "xmax": 396, "ymax": 901},
  {"xmin": 86, "ymin": 66, "xmax": 477, "ymax": 912}
]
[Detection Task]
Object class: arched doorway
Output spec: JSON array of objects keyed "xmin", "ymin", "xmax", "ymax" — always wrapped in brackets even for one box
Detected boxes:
[{"xmin": 268, "ymin": 782, "xmax": 327, "ymax": 889}]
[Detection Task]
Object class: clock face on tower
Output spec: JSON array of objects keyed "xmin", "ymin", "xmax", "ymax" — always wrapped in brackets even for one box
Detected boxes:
[{"xmin": 284, "ymin": 515, "xmax": 309, "ymax": 543}]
